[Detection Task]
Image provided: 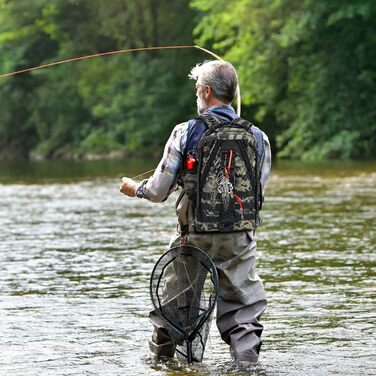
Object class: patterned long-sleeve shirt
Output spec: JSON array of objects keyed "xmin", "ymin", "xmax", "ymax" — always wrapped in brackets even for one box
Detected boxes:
[{"xmin": 136, "ymin": 106, "xmax": 272, "ymax": 202}]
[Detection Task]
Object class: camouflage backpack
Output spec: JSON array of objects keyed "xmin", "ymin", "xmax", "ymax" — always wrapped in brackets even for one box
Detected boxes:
[{"xmin": 181, "ymin": 113, "xmax": 265, "ymax": 233}]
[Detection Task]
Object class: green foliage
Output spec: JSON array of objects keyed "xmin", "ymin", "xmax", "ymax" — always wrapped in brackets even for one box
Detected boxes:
[
  {"xmin": 0, "ymin": 0, "xmax": 375, "ymax": 160},
  {"xmin": 192, "ymin": 0, "xmax": 376, "ymax": 160},
  {"xmin": 0, "ymin": 0, "xmax": 197, "ymax": 159}
]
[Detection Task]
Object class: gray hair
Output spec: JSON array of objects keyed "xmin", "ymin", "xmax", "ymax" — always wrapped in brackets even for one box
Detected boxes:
[{"xmin": 189, "ymin": 60, "xmax": 238, "ymax": 104}]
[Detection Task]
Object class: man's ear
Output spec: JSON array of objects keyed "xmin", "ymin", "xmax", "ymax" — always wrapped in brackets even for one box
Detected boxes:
[{"xmin": 204, "ymin": 85, "xmax": 212, "ymax": 99}]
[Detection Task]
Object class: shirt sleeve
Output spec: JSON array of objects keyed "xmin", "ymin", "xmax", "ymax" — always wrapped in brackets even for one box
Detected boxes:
[
  {"xmin": 260, "ymin": 131, "xmax": 272, "ymax": 194},
  {"xmin": 135, "ymin": 122, "xmax": 188, "ymax": 203}
]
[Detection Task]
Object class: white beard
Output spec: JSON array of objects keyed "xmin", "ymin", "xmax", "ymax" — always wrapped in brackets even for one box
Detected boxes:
[{"xmin": 196, "ymin": 94, "xmax": 209, "ymax": 115}]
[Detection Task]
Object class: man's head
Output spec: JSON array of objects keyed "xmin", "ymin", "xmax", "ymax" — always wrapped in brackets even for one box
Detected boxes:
[{"xmin": 189, "ymin": 60, "xmax": 238, "ymax": 114}]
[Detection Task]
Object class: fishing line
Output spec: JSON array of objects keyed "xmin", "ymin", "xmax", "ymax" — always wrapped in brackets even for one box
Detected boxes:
[{"xmin": 131, "ymin": 168, "xmax": 156, "ymax": 180}]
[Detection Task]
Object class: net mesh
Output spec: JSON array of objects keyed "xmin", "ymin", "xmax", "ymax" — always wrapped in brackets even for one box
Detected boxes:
[{"xmin": 150, "ymin": 245, "xmax": 218, "ymax": 363}]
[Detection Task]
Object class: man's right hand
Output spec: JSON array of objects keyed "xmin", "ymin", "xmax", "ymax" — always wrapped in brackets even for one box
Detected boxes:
[{"xmin": 120, "ymin": 177, "xmax": 138, "ymax": 197}]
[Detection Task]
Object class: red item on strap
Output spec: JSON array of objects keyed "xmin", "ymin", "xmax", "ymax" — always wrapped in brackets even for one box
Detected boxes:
[{"xmin": 184, "ymin": 155, "xmax": 197, "ymax": 170}]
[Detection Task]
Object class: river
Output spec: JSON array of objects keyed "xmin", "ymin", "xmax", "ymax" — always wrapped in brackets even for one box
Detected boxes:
[{"xmin": 0, "ymin": 159, "xmax": 375, "ymax": 376}]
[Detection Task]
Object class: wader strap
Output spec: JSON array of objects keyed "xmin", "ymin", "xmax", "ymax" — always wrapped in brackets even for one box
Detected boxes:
[
  {"xmin": 177, "ymin": 223, "xmax": 189, "ymax": 245},
  {"xmin": 179, "ymin": 224, "xmax": 189, "ymax": 236}
]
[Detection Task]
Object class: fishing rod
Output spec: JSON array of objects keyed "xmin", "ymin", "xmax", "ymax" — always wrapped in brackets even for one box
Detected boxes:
[
  {"xmin": 0, "ymin": 44, "xmax": 242, "ymax": 180},
  {"xmin": 0, "ymin": 44, "xmax": 241, "ymax": 115}
]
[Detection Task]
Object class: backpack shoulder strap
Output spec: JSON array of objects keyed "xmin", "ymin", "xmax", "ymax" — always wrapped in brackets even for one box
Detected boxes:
[
  {"xmin": 251, "ymin": 125, "xmax": 265, "ymax": 167},
  {"xmin": 198, "ymin": 113, "xmax": 223, "ymax": 128},
  {"xmin": 250, "ymin": 124, "xmax": 265, "ymax": 212},
  {"xmin": 232, "ymin": 118, "xmax": 265, "ymax": 166},
  {"xmin": 232, "ymin": 117, "xmax": 252, "ymax": 131}
]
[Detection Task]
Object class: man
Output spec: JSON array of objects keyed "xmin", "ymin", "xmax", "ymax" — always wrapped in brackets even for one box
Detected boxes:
[{"xmin": 120, "ymin": 60, "xmax": 271, "ymax": 362}]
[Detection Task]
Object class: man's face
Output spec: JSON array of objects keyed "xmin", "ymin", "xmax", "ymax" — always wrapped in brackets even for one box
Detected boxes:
[{"xmin": 196, "ymin": 81, "xmax": 209, "ymax": 115}]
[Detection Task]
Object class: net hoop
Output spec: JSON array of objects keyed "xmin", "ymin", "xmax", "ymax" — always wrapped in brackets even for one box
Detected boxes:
[{"xmin": 149, "ymin": 244, "xmax": 219, "ymax": 362}]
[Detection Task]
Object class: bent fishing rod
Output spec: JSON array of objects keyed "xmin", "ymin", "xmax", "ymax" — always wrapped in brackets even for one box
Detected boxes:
[
  {"xmin": 0, "ymin": 44, "xmax": 241, "ymax": 115},
  {"xmin": 0, "ymin": 44, "xmax": 242, "ymax": 180}
]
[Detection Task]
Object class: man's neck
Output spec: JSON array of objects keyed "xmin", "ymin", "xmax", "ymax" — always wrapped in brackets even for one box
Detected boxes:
[
  {"xmin": 206, "ymin": 103, "xmax": 232, "ymax": 112},
  {"xmin": 208, "ymin": 98, "xmax": 228, "ymax": 107}
]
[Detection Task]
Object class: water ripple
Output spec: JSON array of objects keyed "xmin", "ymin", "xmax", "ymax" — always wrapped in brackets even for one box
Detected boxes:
[{"xmin": 1, "ymin": 162, "xmax": 376, "ymax": 375}]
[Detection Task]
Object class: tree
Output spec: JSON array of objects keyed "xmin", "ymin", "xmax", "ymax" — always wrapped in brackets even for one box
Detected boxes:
[
  {"xmin": 191, "ymin": 0, "xmax": 376, "ymax": 159},
  {"xmin": 0, "ymin": 0, "xmax": 57, "ymax": 158},
  {"xmin": 0, "ymin": 0, "xmax": 198, "ymax": 159}
]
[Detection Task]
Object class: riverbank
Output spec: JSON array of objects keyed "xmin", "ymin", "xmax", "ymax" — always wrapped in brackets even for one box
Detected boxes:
[{"xmin": 1, "ymin": 157, "xmax": 376, "ymax": 185}]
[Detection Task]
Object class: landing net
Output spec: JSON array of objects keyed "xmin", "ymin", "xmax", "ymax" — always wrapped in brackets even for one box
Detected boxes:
[{"xmin": 150, "ymin": 245, "xmax": 218, "ymax": 363}]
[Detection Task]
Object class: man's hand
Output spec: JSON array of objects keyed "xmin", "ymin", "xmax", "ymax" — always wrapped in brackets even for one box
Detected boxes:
[{"xmin": 120, "ymin": 177, "xmax": 138, "ymax": 197}]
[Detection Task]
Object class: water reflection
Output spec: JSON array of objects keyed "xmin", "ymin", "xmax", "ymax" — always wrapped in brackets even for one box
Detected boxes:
[{"xmin": 0, "ymin": 160, "xmax": 375, "ymax": 375}]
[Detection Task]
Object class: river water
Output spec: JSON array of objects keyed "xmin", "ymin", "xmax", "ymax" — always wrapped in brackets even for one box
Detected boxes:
[{"xmin": 0, "ymin": 159, "xmax": 375, "ymax": 376}]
